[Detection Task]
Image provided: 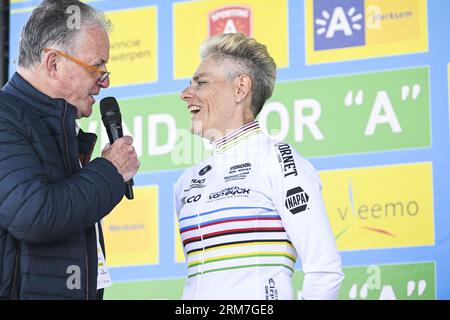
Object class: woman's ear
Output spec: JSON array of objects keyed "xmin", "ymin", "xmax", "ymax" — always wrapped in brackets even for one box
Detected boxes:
[{"xmin": 234, "ymin": 74, "xmax": 252, "ymax": 104}]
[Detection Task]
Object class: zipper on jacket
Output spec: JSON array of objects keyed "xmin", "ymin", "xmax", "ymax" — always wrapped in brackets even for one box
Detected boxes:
[
  {"xmin": 85, "ymin": 253, "xmax": 89, "ymax": 300},
  {"xmin": 62, "ymin": 102, "xmax": 89, "ymax": 299},
  {"xmin": 10, "ymin": 243, "xmax": 21, "ymax": 299},
  {"xmin": 61, "ymin": 102, "xmax": 73, "ymax": 176}
]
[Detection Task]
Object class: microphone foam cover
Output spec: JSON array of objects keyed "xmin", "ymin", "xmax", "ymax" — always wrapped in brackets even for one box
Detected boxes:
[{"xmin": 100, "ymin": 97, "xmax": 120, "ymax": 116}]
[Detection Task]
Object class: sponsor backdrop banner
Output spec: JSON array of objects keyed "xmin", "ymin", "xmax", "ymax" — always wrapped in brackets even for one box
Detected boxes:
[{"xmin": 8, "ymin": 0, "xmax": 450, "ymax": 299}]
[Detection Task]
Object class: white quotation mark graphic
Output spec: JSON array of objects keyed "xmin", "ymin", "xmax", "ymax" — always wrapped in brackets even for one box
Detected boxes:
[
  {"xmin": 349, "ymin": 283, "xmax": 369, "ymax": 299},
  {"xmin": 401, "ymin": 84, "xmax": 421, "ymax": 101},
  {"xmin": 349, "ymin": 280, "xmax": 428, "ymax": 300},
  {"xmin": 345, "ymin": 84, "xmax": 420, "ymax": 108},
  {"xmin": 407, "ymin": 280, "xmax": 427, "ymax": 296},
  {"xmin": 343, "ymin": 83, "xmax": 422, "ymax": 136},
  {"xmin": 344, "ymin": 90, "xmax": 364, "ymax": 107}
]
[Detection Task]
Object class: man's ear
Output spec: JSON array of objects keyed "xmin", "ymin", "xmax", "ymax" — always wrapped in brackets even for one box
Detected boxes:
[
  {"xmin": 43, "ymin": 51, "xmax": 60, "ymax": 80},
  {"xmin": 234, "ymin": 74, "xmax": 252, "ymax": 104}
]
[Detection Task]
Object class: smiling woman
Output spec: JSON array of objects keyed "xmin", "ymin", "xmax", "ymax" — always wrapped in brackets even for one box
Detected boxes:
[{"xmin": 174, "ymin": 32, "xmax": 344, "ymax": 300}]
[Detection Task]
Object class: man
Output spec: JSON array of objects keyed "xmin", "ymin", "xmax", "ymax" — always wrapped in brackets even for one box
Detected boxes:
[
  {"xmin": 174, "ymin": 32, "xmax": 344, "ymax": 299},
  {"xmin": 0, "ymin": 0, "xmax": 139, "ymax": 299}
]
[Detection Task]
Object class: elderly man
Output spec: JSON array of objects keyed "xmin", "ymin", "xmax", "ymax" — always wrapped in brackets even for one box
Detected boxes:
[
  {"xmin": 0, "ymin": 0, "xmax": 139, "ymax": 299},
  {"xmin": 174, "ymin": 33, "xmax": 344, "ymax": 300}
]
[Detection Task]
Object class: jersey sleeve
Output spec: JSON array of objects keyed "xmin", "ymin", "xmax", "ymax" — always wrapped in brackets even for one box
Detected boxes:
[
  {"xmin": 174, "ymin": 174, "xmax": 183, "ymax": 218},
  {"xmin": 174, "ymin": 172, "xmax": 189, "ymax": 264},
  {"xmin": 267, "ymin": 142, "xmax": 344, "ymax": 299}
]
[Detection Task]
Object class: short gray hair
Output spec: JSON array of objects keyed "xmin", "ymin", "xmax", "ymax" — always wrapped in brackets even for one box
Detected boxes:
[
  {"xmin": 200, "ymin": 32, "xmax": 277, "ymax": 117},
  {"xmin": 18, "ymin": 0, "xmax": 112, "ymax": 68}
]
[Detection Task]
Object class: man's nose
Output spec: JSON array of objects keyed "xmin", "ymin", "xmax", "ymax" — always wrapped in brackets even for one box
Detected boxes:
[{"xmin": 98, "ymin": 77, "xmax": 110, "ymax": 89}]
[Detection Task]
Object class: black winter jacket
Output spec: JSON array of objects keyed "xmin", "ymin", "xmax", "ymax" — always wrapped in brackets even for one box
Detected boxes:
[{"xmin": 0, "ymin": 73, "xmax": 124, "ymax": 299}]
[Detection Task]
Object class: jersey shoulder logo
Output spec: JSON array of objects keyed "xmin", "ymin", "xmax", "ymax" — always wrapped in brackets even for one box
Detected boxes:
[
  {"xmin": 199, "ymin": 165, "xmax": 212, "ymax": 176},
  {"xmin": 285, "ymin": 186, "xmax": 309, "ymax": 214},
  {"xmin": 275, "ymin": 143, "xmax": 298, "ymax": 178}
]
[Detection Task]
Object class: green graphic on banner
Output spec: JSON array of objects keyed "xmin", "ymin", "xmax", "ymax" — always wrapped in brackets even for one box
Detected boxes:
[
  {"xmin": 79, "ymin": 67, "xmax": 430, "ymax": 172},
  {"xmin": 262, "ymin": 67, "xmax": 430, "ymax": 157},
  {"xmin": 104, "ymin": 262, "xmax": 435, "ymax": 300},
  {"xmin": 294, "ymin": 262, "xmax": 436, "ymax": 300},
  {"xmin": 104, "ymin": 278, "xmax": 184, "ymax": 300}
]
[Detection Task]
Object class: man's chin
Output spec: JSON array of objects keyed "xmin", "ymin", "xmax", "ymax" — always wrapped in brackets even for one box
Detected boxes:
[{"xmin": 77, "ymin": 105, "xmax": 93, "ymax": 119}]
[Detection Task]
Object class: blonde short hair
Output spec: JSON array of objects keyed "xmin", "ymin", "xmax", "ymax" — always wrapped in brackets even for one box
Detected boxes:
[{"xmin": 200, "ymin": 33, "xmax": 277, "ymax": 117}]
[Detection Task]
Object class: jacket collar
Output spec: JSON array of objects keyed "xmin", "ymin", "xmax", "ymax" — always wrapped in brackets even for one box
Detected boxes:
[
  {"xmin": 2, "ymin": 72, "xmax": 78, "ymax": 120},
  {"xmin": 78, "ymin": 128, "xmax": 98, "ymax": 166}
]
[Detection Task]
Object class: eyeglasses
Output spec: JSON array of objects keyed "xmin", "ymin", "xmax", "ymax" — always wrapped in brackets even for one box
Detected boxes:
[{"xmin": 43, "ymin": 48, "xmax": 110, "ymax": 83}]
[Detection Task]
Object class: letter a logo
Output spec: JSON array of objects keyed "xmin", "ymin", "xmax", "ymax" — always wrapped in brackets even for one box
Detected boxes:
[
  {"xmin": 209, "ymin": 6, "xmax": 252, "ymax": 36},
  {"xmin": 66, "ymin": 265, "xmax": 81, "ymax": 290},
  {"xmin": 313, "ymin": 0, "xmax": 365, "ymax": 50}
]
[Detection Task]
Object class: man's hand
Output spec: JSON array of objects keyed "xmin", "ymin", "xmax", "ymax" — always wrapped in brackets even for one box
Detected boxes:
[{"xmin": 101, "ymin": 136, "xmax": 140, "ymax": 182}]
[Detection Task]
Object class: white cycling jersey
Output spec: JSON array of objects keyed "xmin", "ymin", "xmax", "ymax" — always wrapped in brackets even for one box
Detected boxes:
[{"xmin": 174, "ymin": 121, "xmax": 344, "ymax": 300}]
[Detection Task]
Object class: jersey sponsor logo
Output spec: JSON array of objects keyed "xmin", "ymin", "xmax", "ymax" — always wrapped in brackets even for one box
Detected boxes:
[
  {"xmin": 199, "ymin": 165, "xmax": 212, "ymax": 176},
  {"xmin": 224, "ymin": 162, "xmax": 252, "ymax": 182},
  {"xmin": 285, "ymin": 187, "xmax": 309, "ymax": 214},
  {"xmin": 209, "ymin": 6, "xmax": 252, "ymax": 36},
  {"xmin": 229, "ymin": 162, "xmax": 252, "ymax": 172},
  {"xmin": 208, "ymin": 186, "xmax": 250, "ymax": 202},
  {"xmin": 181, "ymin": 194, "xmax": 202, "ymax": 209},
  {"xmin": 184, "ymin": 179, "xmax": 206, "ymax": 192},
  {"xmin": 275, "ymin": 143, "xmax": 298, "ymax": 177},
  {"xmin": 265, "ymin": 278, "xmax": 279, "ymax": 300}
]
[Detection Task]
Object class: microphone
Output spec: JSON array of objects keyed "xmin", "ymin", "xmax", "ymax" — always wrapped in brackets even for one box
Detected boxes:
[{"xmin": 100, "ymin": 97, "xmax": 134, "ymax": 200}]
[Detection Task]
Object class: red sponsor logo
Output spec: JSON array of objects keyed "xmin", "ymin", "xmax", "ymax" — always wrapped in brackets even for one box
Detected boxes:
[{"xmin": 209, "ymin": 6, "xmax": 252, "ymax": 36}]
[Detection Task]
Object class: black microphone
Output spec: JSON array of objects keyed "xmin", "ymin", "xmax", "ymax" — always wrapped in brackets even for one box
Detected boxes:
[{"xmin": 100, "ymin": 97, "xmax": 134, "ymax": 200}]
